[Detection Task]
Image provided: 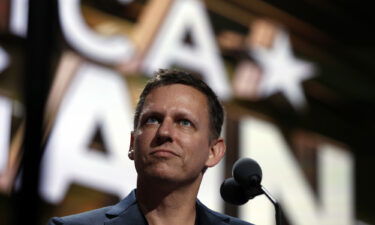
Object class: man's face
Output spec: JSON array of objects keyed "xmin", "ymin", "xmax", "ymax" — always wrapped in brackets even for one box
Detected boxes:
[{"xmin": 130, "ymin": 84, "xmax": 223, "ymax": 184}]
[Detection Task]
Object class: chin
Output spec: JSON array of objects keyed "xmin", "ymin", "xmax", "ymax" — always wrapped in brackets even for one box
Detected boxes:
[{"xmin": 142, "ymin": 164, "xmax": 177, "ymax": 180}]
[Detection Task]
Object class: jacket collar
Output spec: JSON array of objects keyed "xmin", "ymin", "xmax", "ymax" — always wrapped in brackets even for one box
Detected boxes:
[
  {"xmin": 105, "ymin": 190, "xmax": 137, "ymax": 217},
  {"xmin": 196, "ymin": 199, "xmax": 230, "ymax": 225},
  {"xmin": 104, "ymin": 190, "xmax": 147, "ymax": 225},
  {"xmin": 104, "ymin": 190, "xmax": 230, "ymax": 225}
]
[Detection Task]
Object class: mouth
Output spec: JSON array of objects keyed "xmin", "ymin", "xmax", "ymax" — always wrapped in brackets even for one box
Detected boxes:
[{"xmin": 150, "ymin": 149, "xmax": 179, "ymax": 157}]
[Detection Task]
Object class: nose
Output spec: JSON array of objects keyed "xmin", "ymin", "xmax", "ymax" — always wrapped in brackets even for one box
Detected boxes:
[{"xmin": 155, "ymin": 118, "xmax": 174, "ymax": 144}]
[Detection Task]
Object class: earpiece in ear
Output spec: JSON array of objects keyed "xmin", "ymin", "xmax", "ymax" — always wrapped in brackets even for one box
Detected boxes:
[{"xmin": 128, "ymin": 149, "xmax": 134, "ymax": 160}]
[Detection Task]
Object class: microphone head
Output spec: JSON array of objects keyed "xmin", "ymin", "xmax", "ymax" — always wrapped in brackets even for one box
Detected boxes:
[
  {"xmin": 220, "ymin": 178, "xmax": 249, "ymax": 205},
  {"xmin": 233, "ymin": 158, "xmax": 262, "ymax": 188}
]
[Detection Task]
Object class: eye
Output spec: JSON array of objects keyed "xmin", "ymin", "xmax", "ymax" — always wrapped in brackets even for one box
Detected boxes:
[
  {"xmin": 178, "ymin": 119, "xmax": 193, "ymax": 127},
  {"xmin": 145, "ymin": 116, "xmax": 160, "ymax": 125}
]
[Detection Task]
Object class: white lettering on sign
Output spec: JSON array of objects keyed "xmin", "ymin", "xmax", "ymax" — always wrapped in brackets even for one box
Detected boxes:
[
  {"xmin": 58, "ymin": 0, "xmax": 135, "ymax": 65},
  {"xmin": 0, "ymin": 46, "xmax": 9, "ymax": 73},
  {"xmin": 239, "ymin": 118, "xmax": 354, "ymax": 225},
  {"xmin": 0, "ymin": 97, "xmax": 12, "ymax": 174},
  {"xmin": 9, "ymin": 0, "xmax": 29, "ymax": 37},
  {"xmin": 142, "ymin": 0, "xmax": 231, "ymax": 99},
  {"xmin": 40, "ymin": 63, "xmax": 136, "ymax": 203}
]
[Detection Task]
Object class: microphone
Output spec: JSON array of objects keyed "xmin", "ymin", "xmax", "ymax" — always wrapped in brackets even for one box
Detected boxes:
[
  {"xmin": 220, "ymin": 157, "xmax": 282, "ymax": 225},
  {"xmin": 220, "ymin": 177, "xmax": 263, "ymax": 205},
  {"xmin": 233, "ymin": 157, "xmax": 262, "ymax": 189},
  {"xmin": 220, "ymin": 178, "xmax": 249, "ymax": 205},
  {"xmin": 220, "ymin": 158, "xmax": 263, "ymax": 205}
]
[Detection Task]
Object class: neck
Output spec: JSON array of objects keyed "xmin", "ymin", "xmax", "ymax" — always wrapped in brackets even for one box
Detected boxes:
[{"xmin": 136, "ymin": 175, "xmax": 203, "ymax": 225}]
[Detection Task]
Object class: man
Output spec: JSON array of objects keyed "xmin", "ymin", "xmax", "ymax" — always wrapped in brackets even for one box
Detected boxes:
[{"xmin": 48, "ymin": 69, "xmax": 253, "ymax": 225}]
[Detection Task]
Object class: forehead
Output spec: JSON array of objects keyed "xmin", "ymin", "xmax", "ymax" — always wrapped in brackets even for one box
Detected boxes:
[{"xmin": 142, "ymin": 84, "xmax": 209, "ymax": 114}]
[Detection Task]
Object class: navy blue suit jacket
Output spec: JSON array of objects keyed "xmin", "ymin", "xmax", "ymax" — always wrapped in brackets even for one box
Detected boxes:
[{"xmin": 48, "ymin": 190, "xmax": 253, "ymax": 225}]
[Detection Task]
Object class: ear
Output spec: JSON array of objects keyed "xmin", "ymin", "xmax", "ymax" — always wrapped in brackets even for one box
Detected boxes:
[
  {"xmin": 205, "ymin": 138, "xmax": 226, "ymax": 168},
  {"xmin": 128, "ymin": 131, "xmax": 135, "ymax": 160}
]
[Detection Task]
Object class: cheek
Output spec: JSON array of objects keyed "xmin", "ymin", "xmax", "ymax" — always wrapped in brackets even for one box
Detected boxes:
[
  {"xmin": 135, "ymin": 129, "xmax": 153, "ymax": 147},
  {"xmin": 181, "ymin": 135, "xmax": 210, "ymax": 157}
]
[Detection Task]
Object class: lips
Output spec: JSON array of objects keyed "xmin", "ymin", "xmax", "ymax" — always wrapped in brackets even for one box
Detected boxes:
[{"xmin": 150, "ymin": 149, "xmax": 179, "ymax": 157}]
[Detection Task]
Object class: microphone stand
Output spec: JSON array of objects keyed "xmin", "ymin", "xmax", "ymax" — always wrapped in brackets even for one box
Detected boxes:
[{"xmin": 260, "ymin": 186, "xmax": 281, "ymax": 225}]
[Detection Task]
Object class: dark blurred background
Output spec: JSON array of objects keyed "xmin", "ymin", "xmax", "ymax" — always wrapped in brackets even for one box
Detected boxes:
[{"xmin": 0, "ymin": 0, "xmax": 374, "ymax": 224}]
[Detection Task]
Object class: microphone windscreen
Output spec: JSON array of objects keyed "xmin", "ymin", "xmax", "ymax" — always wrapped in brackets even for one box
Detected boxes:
[
  {"xmin": 233, "ymin": 158, "xmax": 262, "ymax": 188},
  {"xmin": 220, "ymin": 178, "xmax": 249, "ymax": 205}
]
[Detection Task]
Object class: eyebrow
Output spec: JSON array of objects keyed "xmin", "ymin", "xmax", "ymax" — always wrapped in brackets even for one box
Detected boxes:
[
  {"xmin": 140, "ymin": 109, "xmax": 199, "ymax": 126},
  {"xmin": 140, "ymin": 111, "xmax": 163, "ymax": 121}
]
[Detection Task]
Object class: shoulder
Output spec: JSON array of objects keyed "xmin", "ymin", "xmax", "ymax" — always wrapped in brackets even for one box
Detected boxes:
[
  {"xmin": 47, "ymin": 206, "xmax": 111, "ymax": 225},
  {"xmin": 222, "ymin": 214, "xmax": 254, "ymax": 225},
  {"xmin": 197, "ymin": 200, "xmax": 254, "ymax": 225},
  {"xmin": 47, "ymin": 190, "xmax": 138, "ymax": 225},
  {"xmin": 208, "ymin": 209, "xmax": 254, "ymax": 225}
]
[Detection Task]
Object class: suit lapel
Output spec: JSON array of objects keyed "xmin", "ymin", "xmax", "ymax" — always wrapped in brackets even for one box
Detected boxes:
[
  {"xmin": 103, "ymin": 191, "xmax": 231, "ymax": 225},
  {"xmin": 196, "ymin": 200, "xmax": 230, "ymax": 225},
  {"xmin": 104, "ymin": 190, "xmax": 148, "ymax": 225},
  {"xmin": 104, "ymin": 204, "xmax": 147, "ymax": 225}
]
